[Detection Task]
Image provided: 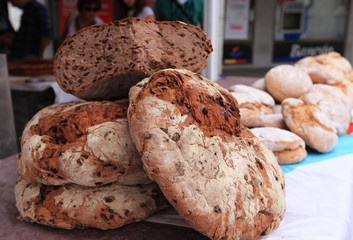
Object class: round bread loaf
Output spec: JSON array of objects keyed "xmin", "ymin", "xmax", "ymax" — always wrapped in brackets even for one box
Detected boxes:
[
  {"xmin": 295, "ymin": 51, "xmax": 352, "ymax": 84},
  {"xmin": 263, "ymin": 113, "xmax": 287, "ymax": 130},
  {"xmin": 54, "ymin": 18, "xmax": 213, "ymax": 101},
  {"xmin": 344, "ymin": 70, "xmax": 353, "ymax": 82},
  {"xmin": 17, "ymin": 100, "xmax": 150, "ymax": 186},
  {"xmin": 250, "ymin": 127, "xmax": 307, "ymax": 165},
  {"xmin": 229, "ymin": 84, "xmax": 275, "ymax": 127},
  {"xmin": 15, "ymin": 178, "xmax": 169, "ymax": 230},
  {"xmin": 328, "ymin": 79, "xmax": 353, "ymax": 108},
  {"xmin": 251, "ymin": 78, "xmax": 266, "ymax": 91},
  {"xmin": 300, "ymin": 84, "xmax": 351, "ymax": 136},
  {"xmin": 265, "ymin": 64, "xmax": 313, "ymax": 102},
  {"xmin": 128, "ymin": 69, "xmax": 285, "ymax": 239},
  {"xmin": 281, "ymin": 98, "xmax": 338, "ymax": 153}
]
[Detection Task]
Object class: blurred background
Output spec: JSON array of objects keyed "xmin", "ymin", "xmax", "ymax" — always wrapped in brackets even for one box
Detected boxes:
[{"xmin": 1, "ymin": 0, "xmax": 353, "ymax": 156}]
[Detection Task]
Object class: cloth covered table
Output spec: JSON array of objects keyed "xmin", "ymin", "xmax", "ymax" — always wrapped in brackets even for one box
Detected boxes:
[{"xmin": 1, "ymin": 135, "xmax": 353, "ymax": 239}]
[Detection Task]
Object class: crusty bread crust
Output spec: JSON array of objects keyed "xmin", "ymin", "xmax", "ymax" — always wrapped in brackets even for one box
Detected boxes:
[
  {"xmin": 265, "ymin": 64, "xmax": 313, "ymax": 102},
  {"xmin": 295, "ymin": 52, "xmax": 352, "ymax": 84},
  {"xmin": 54, "ymin": 18, "xmax": 213, "ymax": 101},
  {"xmin": 15, "ymin": 178, "xmax": 169, "ymax": 230},
  {"xmin": 300, "ymin": 84, "xmax": 351, "ymax": 136},
  {"xmin": 281, "ymin": 98, "xmax": 338, "ymax": 153},
  {"xmin": 17, "ymin": 100, "xmax": 150, "ymax": 186},
  {"xmin": 128, "ymin": 69, "xmax": 286, "ymax": 239},
  {"xmin": 251, "ymin": 127, "xmax": 307, "ymax": 165},
  {"xmin": 229, "ymin": 85, "xmax": 275, "ymax": 127}
]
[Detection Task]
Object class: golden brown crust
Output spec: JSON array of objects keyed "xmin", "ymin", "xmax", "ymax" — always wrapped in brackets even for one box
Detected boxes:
[
  {"xmin": 295, "ymin": 52, "xmax": 352, "ymax": 84},
  {"xmin": 281, "ymin": 98, "xmax": 338, "ymax": 153}
]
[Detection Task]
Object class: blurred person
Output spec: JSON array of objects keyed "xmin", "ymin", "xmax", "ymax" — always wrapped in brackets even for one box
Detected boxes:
[
  {"xmin": 0, "ymin": 0, "xmax": 15, "ymax": 53},
  {"xmin": 154, "ymin": 0, "xmax": 204, "ymax": 29},
  {"xmin": 59, "ymin": 0, "xmax": 103, "ymax": 46},
  {"xmin": 8, "ymin": 0, "xmax": 51, "ymax": 61},
  {"xmin": 145, "ymin": 0, "xmax": 154, "ymax": 8},
  {"xmin": 116, "ymin": 0, "xmax": 155, "ymax": 20}
]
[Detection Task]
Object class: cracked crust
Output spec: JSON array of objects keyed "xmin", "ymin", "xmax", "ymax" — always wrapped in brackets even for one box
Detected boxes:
[
  {"xmin": 54, "ymin": 17, "xmax": 213, "ymax": 100},
  {"xmin": 17, "ymin": 100, "xmax": 150, "ymax": 186},
  {"xmin": 300, "ymin": 84, "xmax": 352, "ymax": 136},
  {"xmin": 281, "ymin": 98, "xmax": 338, "ymax": 153},
  {"xmin": 295, "ymin": 51, "xmax": 352, "ymax": 84},
  {"xmin": 15, "ymin": 178, "xmax": 169, "ymax": 230},
  {"xmin": 128, "ymin": 69, "xmax": 286, "ymax": 239}
]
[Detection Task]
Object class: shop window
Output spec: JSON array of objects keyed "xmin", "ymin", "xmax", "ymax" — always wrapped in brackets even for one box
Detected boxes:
[
  {"xmin": 273, "ymin": 0, "xmax": 350, "ymax": 62},
  {"xmin": 223, "ymin": 0, "xmax": 255, "ymax": 65}
]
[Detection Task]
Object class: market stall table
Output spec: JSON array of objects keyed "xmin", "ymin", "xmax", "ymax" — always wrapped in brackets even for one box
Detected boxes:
[{"xmin": 1, "ymin": 134, "xmax": 353, "ymax": 239}]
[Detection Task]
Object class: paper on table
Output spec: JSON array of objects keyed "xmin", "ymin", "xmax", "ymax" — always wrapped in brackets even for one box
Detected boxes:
[{"xmin": 145, "ymin": 206, "xmax": 191, "ymax": 228}]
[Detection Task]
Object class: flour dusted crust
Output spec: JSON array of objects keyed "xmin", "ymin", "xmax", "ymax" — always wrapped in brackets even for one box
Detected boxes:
[
  {"xmin": 251, "ymin": 78, "xmax": 266, "ymax": 91},
  {"xmin": 128, "ymin": 69, "xmax": 285, "ymax": 239},
  {"xmin": 295, "ymin": 52, "xmax": 352, "ymax": 84},
  {"xmin": 17, "ymin": 100, "xmax": 150, "ymax": 186},
  {"xmin": 300, "ymin": 84, "xmax": 351, "ymax": 136},
  {"xmin": 15, "ymin": 178, "xmax": 168, "ymax": 230},
  {"xmin": 328, "ymin": 79, "xmax": 353, "ymax": 108},
  {"xmin": 263, "ymin": 113, "xmax": 287, "ymax": 130},
  {"xmin": 281, "ymin": 98, "xmax": 338, "ymax": 153},
  {"xmin": 54, "ymin": 18, "xmax": 213, "ymax": 100},
  {"xmin": 265, "ymin": 64, "xmax": 313, "ymax": 102},
  {"xmin": 229, "ymin": 84, "xmax": 275, "ymax": 128},
  {"xmin": 250, "ymin": 127, "xmax": 307, "ymax": 165}
]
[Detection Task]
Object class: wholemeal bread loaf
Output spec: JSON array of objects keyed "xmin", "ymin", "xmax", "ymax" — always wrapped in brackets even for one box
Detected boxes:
[
  {"xmin": 17, "ymin": 100, "xmax": 150, "ymax": 186},
  {"xmin": 54, "ymin": 18, "xmax": 213, "ymax": 101},
  {"xmin": 262, "ymin": 113, "xmax": 288, "ymax": 129},
  {"xmin": 265, "ymin": 64, "xmax": 313, "ymax": 102},
  {"xmin": 15, "ymin": 178, "xmax": 168, "ymax": 230},
  {"xmin": 251, "ymin": 127, "xmax": 307, "ymax": 164},
  {"xmin": 295, "ymin": 51, "xmax": 352, "ymax": 84},
  {"xmin": 229, "ymin": 84, "xmax": 275, "ymax": 127},
  {"xmin": 251, "ymin": 78, "xmax": 266, "ymax": 91},
  {"xmin": 281, "ymin": 98, "xmax": 338, "ymax": 153},
  {"xmin": 300, "ymin": 84, "xmax": 351, "ymax": 136},
  {"xmin": 128, "ymin": 69, "xmax": 285, "ymax": 240},
  {"xmin": 328, "ymin": 79, "xmax": 353, "ymax": 108}
]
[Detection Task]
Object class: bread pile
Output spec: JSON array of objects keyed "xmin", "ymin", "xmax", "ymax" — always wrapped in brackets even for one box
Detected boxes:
[
  {"xmin": 229, "ymin": 51, "xmax": 353, "ymax": 164},
  {"xmin": 15, "ymin": 100, "xmax": 169, "ymax": 229},
  {"xmin": 15, "ymin": 18, "xmax": 286, "ymax": 239}
]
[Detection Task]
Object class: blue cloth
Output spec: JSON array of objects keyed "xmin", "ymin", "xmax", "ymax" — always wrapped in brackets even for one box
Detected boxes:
[
  {"xmin": 9, "ymin": 0, "xmax": 51, "ymax": 60},
  {"xmin": 281, "ymin": 134, "xmax": 353, "ymax": 174}
]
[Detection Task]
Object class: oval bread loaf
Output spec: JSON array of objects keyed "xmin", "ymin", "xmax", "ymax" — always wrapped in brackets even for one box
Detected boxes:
[
  {"xmin": 281, "ymin": 98, "xmax": 338, "ymax": 153},
  {"xmin": 17, "ymin": 100, "xmax": 150, "ymax": 186},
  {"xmin": 251, "ymin": 127, "xmax": 307, "ymax": 165},
  {"xmin": 15, "ymin": 178, "xmax": 169, "ymax": 230},
  {"xmin": 128, "ymin": 69, "xmax": 286, "ymax": 240},
  {"xmin": 265, "ymin": 64, "xmax": 313, "ymax": 102},
  {"xmin": 54, "ymin": 18, "xmax": 213, "ymax": 100}
]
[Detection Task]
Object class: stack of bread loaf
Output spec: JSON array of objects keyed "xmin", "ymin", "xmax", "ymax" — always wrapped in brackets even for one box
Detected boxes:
[
  {"xmin": 15, "ymin": 18, "xmax": 286, "ymax": 239},
  {"xmin": 228, "ymin": 51, "xmax": 353, "ymax": 165}
]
